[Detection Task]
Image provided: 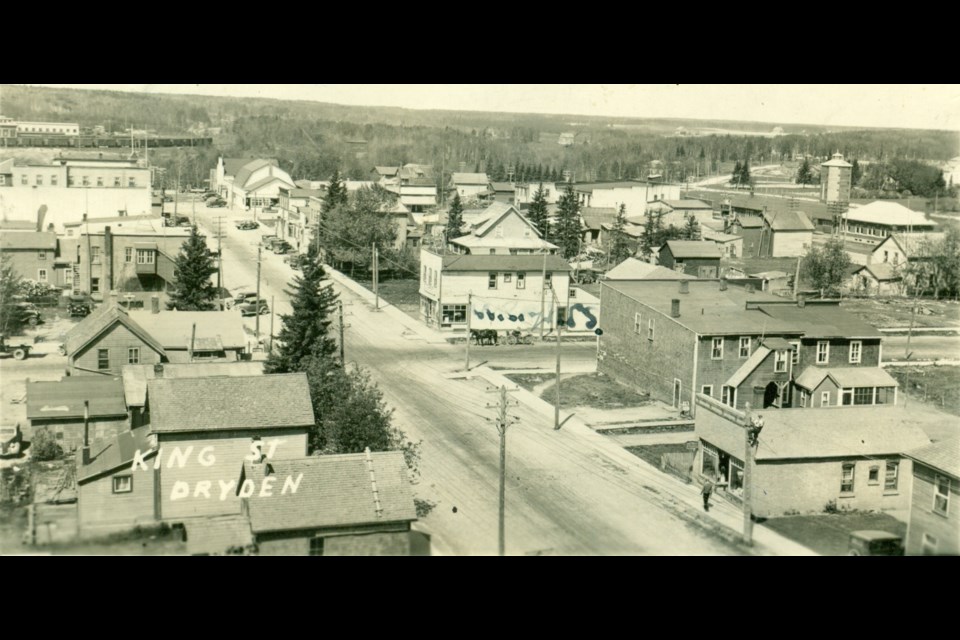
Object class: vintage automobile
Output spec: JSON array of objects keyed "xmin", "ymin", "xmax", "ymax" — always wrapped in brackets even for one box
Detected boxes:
[
  {"xmin": 68, "ymin": 295, "xmax": 93, "ymax": 318},
  {"xmin": 847, "ymin": 530, "xmax": 904, "ymax": 556},
  {"xmin": 14, "ymin": 302, "xmax": 42, "ymax": 326},
  {"xmin": 239, "ymin": 300, "xmax": 270, "ymax": 317}
]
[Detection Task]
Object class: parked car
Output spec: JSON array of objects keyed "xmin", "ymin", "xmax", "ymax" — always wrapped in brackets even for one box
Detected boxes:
[
  {"xmin": 284, "ymin": 253, "xmax": 309, "ymax": 269},
  {"xmin": 15, "ymin": 302, "xmax": 42, "ymax": 326},
  {"xmin": 272, "ymin": 241, "xmax": 293, "ymax": 255},
  {"xmin": 68, "ymin": 296, "xmax": 93, "ymax": 318},
  {"xmin": 0, "ymin": 334, "xmax": 31, "ymax": 360},
  {"xmin": 848, "ymin": 530, "xmax": 904, "ymax": 556},
  {"xmin": 165, "ymin": 215, "xmax": 190, "ymax": 227},
  {"xmin": 207, "ymin": 198, "xmax": 227, "ymax": 208},
  {"xmin": 239, "ymin": 300, "xmax": 270, "ymax": 317},
  {"xmin": 0, "ymin": 423, "xmax": 22, "ymax": 457},
  {"xmin": 234, "ymin": 291, "xmax": 259, "ymax": 305},
  {"xmin": 235, "ymin": 220, "xmax": 259, "ymax": 230}
]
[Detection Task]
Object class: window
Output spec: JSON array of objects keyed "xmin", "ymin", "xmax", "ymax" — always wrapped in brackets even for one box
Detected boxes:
[
  {"xmin": 893, "ymin": 253, "xmax": 899, "ymax": 266},
  {"xmin": 545, "ymin": 273, "xmax": 552, "ymax": 289},
  {"xmin": 309, "ymin": 536, "xmax": 325, "ymax": 556},
  {"xmin": 68, "ymin": 175, "xmax": 75, "ymax": 187},
  {"xmin": 489, "ymin": 248, "xmax": 496, "ymax": 255},
  {"xmin": 488, "ymin": 273, "xmax": 497, "ymax": 289},
  {"xmin": 790, "ymin": 341, "xmax": 800, "ymax": 367},
  {"xmin": 0, "ymin": 176, "xmax": 4, "ymax": 185},
  {"xmin": 20, "ymin": 174, "xmax": 27, "ymax": 185},
  {"xmin": 112, "ymin": 476, "xmax": 133, "ymax": 494},
  {"xmin": 883, "ymin": 250, "xmax": 889, "ymax": 263},
  {"xmin": 701, "ymin": 385, "xmax": 713, "ymax": 397},
  {"xmin": 868, "ymin": 466, "xmax": 880, "ymax": 484},
  {"xmin": 125, "ymin": 247, "xmax": 133, "ymax": 263},
  {"xmin": 884, "ymin": 461, "xmax": 898, "ymax": 491},
  {"xmin": 817, "ymin": 341, "xmax": 829, "ymax": 364},
  {"xmin": 934, "ymin": 475, "xmax": 950, "ymax": 515},
  {"xmin": 634, "ymin": 313, "xmax": 642, "ymax": 335},
  {"xmin": 38, "ymin": 250, "xmax": 46, "ymax": 261},
  {"xmin": 739, "ymin": 337, "xmax": 751, "ymax": 358},
  {"xmin": 91, "ymin": 246, "xmax": 101, "ymax": 264},
  {"xmin": 96, "ymin": 177, "xmax": 104, "ymax": 187},
  {"xmin": 128, "ymin": 347, "xmax": 140, "ymax": 364},
  {"xmin": 136, "ymin": 249, "xmax": 154, "ymax": 264},
  {"xmin": 91, "ymin": 277, "xmax": 100, "ymax": 293},
  {"xmin": 721, "ymin": 385, "xmax": 735, "ymax": 407},
  {"xmin": 922, "ymin": 534, "xmax": 938, "ymax": 556},
  {"xmin": 36, "ymin": 175, "xmax": 43, "ymax": 186},
  {"xmin": 50, "ymin": 174, "xmax": 57, "ymax": 186},
  {"xmin": 711, "ymin": 337, "xmax": 723, "ymax": 359},
  {"xmin": 774, "ymin": 350, "xmax": 787, "ymax": 373},
  {"xmin": 799, "ymin": 391, "xmax": 808, "ymax": 407},
  {"xmin": 517, "ymin": 273, "xmax": 526, "ymax": 289},
  {"xmin": 821, "ymin": 391, "xmax": 830, "ymax": 407},
  {"xmin": 841, "ymin": 463, "xmax": 855, "ymax": 494},
  {"xmin": 97, "ymin": 349, "xmax": 109, "ymax": 370},
  {"xmin": 853, "ymin": 387, "xmax": 874, "ymax": 405},
  {"xmin": 114, "ymin": 177, "xmax": 121, "ymax": 187},
  {"xmin": 441, "ymin": 304, "xmax": 467, "ymax": 324},
  {"xmin": 37, "ymin": 269, "xmax": 47, "ymax": 283},
  {"xmin": 849, "ymin": 341, "xmax": 862, "ymax": 364},
  {"xmin": 647, "ymin": 318, "xmax": 655, "ymax": 341},
  {"xmin": 128, "ymin": 177, "xmax": 136, "ymax": 187},
  {"xmin": 82, "ymin": 176, "xmax": 90, "ymax": 186},
  {"xmin": 503, "ymin": 273, "xmax": 512, "ymax": 283},
  {"xmin": 64, "ymin": 269, "xmax": 73, "ymax": 285}
]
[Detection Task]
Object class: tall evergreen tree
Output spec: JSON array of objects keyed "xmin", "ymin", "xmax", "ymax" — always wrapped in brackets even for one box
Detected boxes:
[
  {"xmin": 730, "ymin": 160, "xmax": 742, "ymax": 186},
  {"xmin": 166, "ymin": 225, "xmax": 217, "ymax": 311},
  {"xmin": 446, "ymin": 192, "xmax": 464, "ymax": 241},
  {"xmin": 323, "ymin": 169, "xmax": 349, "ymax": 213},
  {"xmin": 265, "ymin": 254, "xmax": 339, "ymax": 374},
  {"xmin": 683, "ymin": 214, "xmax": 700, "ymax": 240},
  {"xmin": 555, "ymin": 183, "xmax": 582, "ymax": 259},
  {"xmin": 608, "ymin": 204, "xmax": 632, "ymax": 267},
  {"xmin": 851, "ymin": 159, "xmax": 862, "ymax": 186},
  {"xmin": 740, "ymin": 160, "xmax": 751, "ymax": 186},
  {"xmin": 528, "ymin": 182, "xmax": 550, "ymax": 237},
  {"xmin": 0, "ymin": 253, "xmax": 26, "ymax": 336},
  {"xmin": 796, "ymin": 158, "xmax": 813, "ymax": 186}
]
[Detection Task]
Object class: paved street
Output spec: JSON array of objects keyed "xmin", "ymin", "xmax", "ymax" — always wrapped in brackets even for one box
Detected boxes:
[{"xmin": 195, "ymin": 205, "xmax": 744, "ymax": 555}]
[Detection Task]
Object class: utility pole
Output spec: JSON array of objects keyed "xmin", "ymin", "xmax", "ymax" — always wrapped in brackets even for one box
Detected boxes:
[
  {"xmin": 373, "ymin": 243, "xmax": 381, "ymax": 310},
  {"xmin": 255, "ymin": 247, "xmax": 262, "ymax": 339},
  {"xmin": 793, "ymin": 256, "xmax": 801, "ymax": 299},
  {"xmin": 539, "ymin": 249, "xmax": 548, "ymax": 340},
  {"xmin": 465, "ymin": 292, "xmax": 472, "ymax": 371},
  {"xmin": 338, "ymin": 300, "xmax": 346, "ymax": 365},
  {"xmin": 216, "ymin": 216, "xmax": 224, "ymax": 308},
  {"xmin": 498, "ymin": 385, "xmax": 507, "ymax": 556},
  {"xmin": 554, "ymin": 294, "xmax": 562, "ymax": 430},
  {"xmin": 269, "ymin": 295, "xmax": 275, "ymax": 354}
]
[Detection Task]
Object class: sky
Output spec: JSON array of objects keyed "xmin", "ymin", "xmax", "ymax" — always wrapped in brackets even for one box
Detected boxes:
[{"xmin": 27, "ymin": 84, "xmax": 960, "ymax": 131}]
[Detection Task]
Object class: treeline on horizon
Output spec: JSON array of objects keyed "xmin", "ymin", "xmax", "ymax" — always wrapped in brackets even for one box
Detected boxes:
[{"xmin": 3, "ymin": 84, "xmax": 957, "ymax": 190}]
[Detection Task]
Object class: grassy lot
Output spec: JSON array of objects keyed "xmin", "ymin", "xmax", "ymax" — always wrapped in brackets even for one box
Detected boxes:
[
  {"xmin": 538, "ymin": 373, "xmax": 652, "ymax": 409},
  {"xmin": 839, "ymin": 298, "xmax": 960, "ymax": 328},
  {"xmin": 505, "ymin": 373, "xmax": 552, "ymax": 393},
  {"xmin": 763, "ymin": 513, "xmax": 906, "ymax": 556},
  {"xmin": 354, "ymin": 277, "xmax": 421, "ymax": 314},
  {"xmin": 888, "ymin": 366, "xmax": 960, "ymax": 416}
]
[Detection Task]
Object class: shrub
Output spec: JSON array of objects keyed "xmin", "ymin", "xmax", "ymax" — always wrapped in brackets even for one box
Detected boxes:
[
  {"xmin": 30, "ymin": 428, "xmax": 63, "ymax": 461},
  {"xmin": 824, "ymin": 499, "xmax": 838, "ymax": 514}
]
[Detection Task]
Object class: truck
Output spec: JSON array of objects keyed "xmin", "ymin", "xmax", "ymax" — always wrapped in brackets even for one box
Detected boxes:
[{"xmin": 0, "ymin": 334, "xmax": 31, "ymax": 360}]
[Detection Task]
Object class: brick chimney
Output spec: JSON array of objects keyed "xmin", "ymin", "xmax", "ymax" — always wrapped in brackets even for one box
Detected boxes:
[
  {"xmin": 720, "ymin": 277, "xmax": 728, "ymax": 291},
  {"xmin": 671, "ymin": 299, "xmax": 680, "ymax": 318},
  {"xmin": 679, "ymin": 280, "xmax": 689, "ymax": 294},
  {"xmin": 153, "ymin": 363, "xmax": 164, "ymax": 378},
  {"xmin": 151, "ymin": 295, "xmax": 160, "ymax": 314}
]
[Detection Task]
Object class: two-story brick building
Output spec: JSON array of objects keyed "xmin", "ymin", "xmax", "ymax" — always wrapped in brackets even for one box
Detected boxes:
[
  {"xmin": 145, "ymin": 373, "xmax": 314, "ymax": 522},
  {"xmin": 237, "ymin": 450, "xmax": 418, "ymax": 556},
  {"xmin": 693, "ymin": 395, "xmax": 931, "ymax": 517},
  {"xmin": 904, "ymin": 437, "xmax": 959, "ymax": 556},
  {"xmin": 597, "ymin": 279, "xmax": 888, "ymax": 413}
]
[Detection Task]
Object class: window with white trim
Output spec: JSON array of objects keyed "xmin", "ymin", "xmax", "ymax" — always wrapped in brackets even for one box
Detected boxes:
[
  {"xmin": 701, "ymin": 385, "xmax": 713, "ymax": 397},
  {"xmin": 128, "ymin": 347, "xmax": 140, "ymax": 364},
  {"xmin": 544, "ymin": 273, "xmax": 552, "ymax": 289},
  {"xmin": 817, "ymin": 341, "xmax": 829, "ymax": 364},
  {"xmin": 38, "ymin": 250, "xmax": 46, "ymax": 261},
  {"xmin": 503, "ymin": 273, "xmax": 512, "ymax": 283},
  {"xmin": 91, "ymin": 246, "xmax": 101, "ymax": 264},
  {"xmin": 37, "ymin": 269, "xmax": 48, "ymax": 283},
  {"xmin": 849, "ymin": 340, "xmax": 862, "ymax": 364},
  {"xmin": 516, "ymin": 273, "xmax": 525, "ymax": 289},
  {"xmin": 97, "ymin": 348, "xmax": 109, "ymax": 370},
  {"xmin": 790, "ymin": 341, "xmax": 800, "ymax": 367},
  {"xmin": 721, "ymin": 385, "xmax": 735, "ymax": 408},
  {"xmin": 774, "ymin": 350, "xmax": 787, "ymax": 373},
  {"xmin": 739, "ymin": 337, "xmax": 750, "ymax": 358},
  {"xmin": 711, "ymin": 337, "xmax": 723, "ymax": 359},
  {"xmin": 136, "ymin": 249, "xmax": 155, "ymax": 265},
  {"xmin": 800, "ymin": 390, "xmax": 808, "ymax": 407},
  {"xmin": 885, "ymin": 461, "xmax": 898, "ymax": 491},
  {"xmin": 125, "ymin": 247, "xmax": 133, "ymax": 263},
  {"xmin": 934, "ymin": 475, "xmax": 950, "ymax": 515},
  {"xmin": 821, "ymin": 391, "xmax": 830, "ymax": 407},
  {"xmin": 50, "ymin": 174, "xmax": 57, "ymax": 186},
  {"xmin": 647, "ymin": 318, "xmax": 655, "ymax": 341},
  {"xmin": 488, "ymin": 273, "xmax": 497, "ymax": 289},
  {"xmin": 112, "ymin": 476, "xmax": 133, "ymax": 494},
  {"xmin": 841, "ymin": 463, "xmax": 855, "ymax": 494}
]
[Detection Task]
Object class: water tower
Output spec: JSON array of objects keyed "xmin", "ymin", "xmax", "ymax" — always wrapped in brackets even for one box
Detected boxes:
[{"xmin": 820, "ymin": 152, "xmax": 852, "ymax": 204}]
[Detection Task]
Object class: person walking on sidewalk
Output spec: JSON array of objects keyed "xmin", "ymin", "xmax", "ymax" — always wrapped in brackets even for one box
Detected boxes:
[{"xmin": 701, "ymin": 478, "xmax": 714, "ymax": 512}]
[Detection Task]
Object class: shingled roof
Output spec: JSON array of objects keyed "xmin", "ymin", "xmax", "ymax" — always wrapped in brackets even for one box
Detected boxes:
[
  {"xmin": 241, "ymin": 451, "xmax": 417, "ymax": 533},
  {"xmin": 904, "ymin": 437, "xmax": 960, "ymax": 479},
  {"xmin": 77, "ymin": 426, "xmax": 155, "ymax": 484},
  {"xmin": 63, "ymin": 305, "xmax": 166, "ymax": 358},
  {"xmin": 147, "ymin": 373, "xmax": 315, "ymax": 433}
]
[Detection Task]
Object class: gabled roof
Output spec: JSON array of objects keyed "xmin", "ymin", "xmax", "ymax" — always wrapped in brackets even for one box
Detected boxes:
[
  {"xmin": 600, "ymin": 223, "xmax": 643, "ymax": 238},
  {"xmin": 222, "ymin": 158, "xmax": 258, "ymax": 177},
  {"xmin": 122, "ymin": 361, "xmax": 265, "ymax": 408},
  {"xmin": 241, "ymin": 451, "xmax": 416, "ymax": 533},
  {"xmin": 148, "ymin": 373, "xmax": 315, "ymax": 433},
  {"xmin": 472, "ymin": 202, "xmax": 538, "ymax": 237},
  {"xmin": 883, "ymin": 232, "xmax": 948, "ymax": 258},
  {"xmin": 373, "ymin": 165, "xmax": 398, "ymax": 177},
  {"xmin": 573, "ymin": 180, "xmax": 650, "ymax": 193},
  {"xmin": 580, "ymin": 207, "xmax": 618, "ymax": 230},
  {"xmin": 77, "ymin": 426, "xmax": 154, "ymax": 484},
  {"xmin": 244, "ymin": 173, "xmax": 295, "ymax": 193},
  {"xmin": 0, "ymin": 231, "xmax": 56, "ymax": 250},
  {"xmin": 853, "ymin": 263, "xmax": 901, "ymax": 282},
  {"xmin": 730, "ymin": 216, "xmax": 764, "ymax": 229},
  {"xmin": 821, "ymin": 154, "xmax": 852, "ymax": 168},
  {"xmin": 64, "ymin": 305, "xmax": 166, "ymax": 359},
  {"xmin": 725, "ymin": 345, "xmax": 772, "ymax": 389},
  {"xmin": 127, "ymin": 310, "xmax": 248, "ymax": 350},
  {"xmin": 845, "ymin": 201, "xmax": 936, "ymax": 227},
  {"xmin": 794, "ymin": 366, "xmax": 898, "ymax": 391},
  {"xmin": 451, "ymin": 172, "xmax": 489, "ymax": 185},
  {"xmin": 661, "ymin": 240, "xmax": 721, "ymax": 259},
  {"xmin": 701, "ymin": 228, "xmax": 742, "ymax": 243},
  {"xmin": 27, "ymin": 376, "xmax": 127, "ymax": 421},
  {"xmin": 233, "ymin": 159, "xmax": 280, "ymax": 189},
  {"xmin": 604, "ymin": 258, "xmax": 695, "ymax": 281},
  {"xmin": 442, "ymin": 254, "xmax": 571, "ymax": 272},
  {"xmin": 904, "ymin": 437, "xmax": 960, "ymax": 479},
  {"xmin": 764, "ymin": 209, "xmax": 814, "ymax": 231},
  {"xmin": 490, "ymin": 182, "xmax": 515, "ymax": 192}
]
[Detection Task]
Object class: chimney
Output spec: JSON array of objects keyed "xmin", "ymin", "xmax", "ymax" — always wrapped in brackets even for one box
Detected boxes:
[
  {"xmin": 153, "ymin": 363, "xmax": 164, "ymax": 378},
  {"xmin": 745, "ymin": 283, "xmax": 755, "ymax": 294},
  {"xmin": 719, "ymin": 277, "xmax": 728, "ymax": 291},
  {"xmin": 82, "ymin": 213, "xmax": 87, "ymax": 222},
  {"xmin": 798, "ymin": 295, "xmax": 806, "ymax": 308},
  {"xmin": 82, "ymin": 400, "xmax": 91, "ymax": 465},
  {"xmin": 110, "ymin": 290, "xmax": 119, "ymax": 308},
  {"xmin": 671, "ymin": 299, "xmax": 681, "ymax": 318},
  {"xmin": 679, "ymin": 280, "xmax": 689, "ymax": 294},
  {"xmin": 104, "ymin": 226, "xmax": 113, "ymax": 291},
  {"xmin": 151, "ymin": 295, "xmax": 160, "ymax": 314}
]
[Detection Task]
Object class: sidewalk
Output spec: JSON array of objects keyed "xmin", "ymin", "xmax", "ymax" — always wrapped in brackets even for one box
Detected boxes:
[
  {"xmin": 323, "ymin": 264, "xmax": 449, "ymax": 345},
  {"xmin": 470, "ymin": 365, "xmax": 819, "ymax": 556}
]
